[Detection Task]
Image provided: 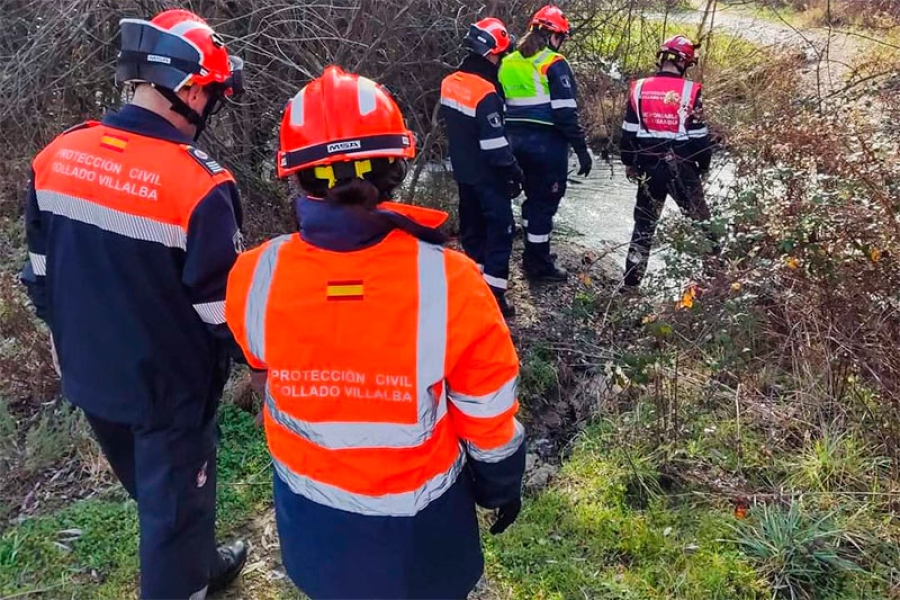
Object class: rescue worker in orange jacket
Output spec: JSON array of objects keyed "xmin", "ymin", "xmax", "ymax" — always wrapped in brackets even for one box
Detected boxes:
[
  {"xmin": 21, "ymin": 10, "xmax": 247, "ymax": 598},
  {"xmin": 440, "ymin": 18, "xmax": 523, "ymax": 318},
  {"xmin": 225, "ymin": 66, "xmax": 526, "ymax": 600},
  {"xmin": 620, "ymin": 35, "xmax": 714, "ymax": 288}
]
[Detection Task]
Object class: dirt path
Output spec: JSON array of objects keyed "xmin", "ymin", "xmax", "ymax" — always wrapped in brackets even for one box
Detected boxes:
[{"xmin": 674, "ymin": 1, "xmax": 868, "ymax": 97}]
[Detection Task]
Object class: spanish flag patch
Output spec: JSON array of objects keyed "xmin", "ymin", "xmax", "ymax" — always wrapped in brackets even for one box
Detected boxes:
[
  {"xmin": 327, "ymin": 280, "xmax": 364, "ymax": 301},
  {"xmin": 100, "ymin": 133, "xmax": 129, "ymax": 153}
]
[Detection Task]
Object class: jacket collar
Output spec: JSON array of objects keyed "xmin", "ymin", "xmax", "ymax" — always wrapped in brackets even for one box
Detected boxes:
[
  {"xmin": 295, "ymin": 196, "xmax": 448, "ymax": 252},
  {"xmin": 459, "ymin": 54, "xmax": 505, "ymax": 98},
  {"xmin": 102, "ymin": 105, "xmax": 193, "ymax": 145}
]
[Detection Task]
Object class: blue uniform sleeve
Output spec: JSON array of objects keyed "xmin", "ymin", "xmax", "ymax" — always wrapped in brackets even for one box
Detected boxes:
[
  {"xmin": 474, "ymin": 92, "xmax": 519, "ymax": 177},
  {"xmin": 183, "ymin": 180, "xmax": 245, "ymax": 356},
  {"xmin": 21, "ymin": 170, "xmax": 49, "ymax": 325},
  {"xmin": 547, "ymin": 59, "xmax": 588, "ymax": 153},
  {"xmin": 687, "ymin": 88, "xmax": 713, "ymax": 172},
  {"xmin": 620, "ymin": 86, "xmax": 640, "ymax": 167}
]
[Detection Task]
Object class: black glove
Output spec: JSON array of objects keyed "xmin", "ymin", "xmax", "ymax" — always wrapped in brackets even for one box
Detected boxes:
[
  {"xmin": 490, "ymin": 497, "xmax": 522, "ymax": 535},
  {"xmin": 505, "ymin": 163, "xmax": 525, "ymax": 199},
  {"xmin": 576, "ymin": 148, "xmax": 593, "ymax": 177},
  {"xmin": 507, "ymin": 179, "xmax": 523, "ymax": 199}
]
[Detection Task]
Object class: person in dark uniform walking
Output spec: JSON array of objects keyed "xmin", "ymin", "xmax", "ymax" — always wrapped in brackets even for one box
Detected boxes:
[
  {"xmin": 499, "ymin": 4, "xmax": 592, "ymax": 282},
  {"xmin": 21, "ymin": 10, "xmax": 248, "ymax": 598},
  {"xmin": 620, "ymin": 35, "xmax": 714, "ymax": 289},
  {"xmin": 440, "ymin": 17, "xmax": 523, "ymax": 317}
]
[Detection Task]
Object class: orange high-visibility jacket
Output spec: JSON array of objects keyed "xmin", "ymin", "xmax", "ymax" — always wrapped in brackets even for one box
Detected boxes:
[{"xmin": 225, "ymin": 202, "xmax": 524, "ymax": 517}]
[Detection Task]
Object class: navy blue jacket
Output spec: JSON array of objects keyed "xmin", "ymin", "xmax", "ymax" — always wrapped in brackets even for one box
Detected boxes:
[
  {"xmin": 440, "ymin": 54, "xmax": 521, "ymax": 186},
  {"xmin": 276, "ymin": 196, "xmax": 526, "ymax": 600},
  {"xmin": 22, "ymin": 106, "xmax": 244, "ymax": 428}
]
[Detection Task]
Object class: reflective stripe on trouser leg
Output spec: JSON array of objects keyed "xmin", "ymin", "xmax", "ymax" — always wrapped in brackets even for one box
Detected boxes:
[
  {"xmin": 245, "ymin": 235, "xmax": 291, "ymax": 363},
  {"xmin": 479, "ymin": 182, "xmax": 513, "ymax": 292}
]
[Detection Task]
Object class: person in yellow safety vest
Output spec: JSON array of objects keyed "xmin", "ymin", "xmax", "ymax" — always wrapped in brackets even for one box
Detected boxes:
[
  {"xmin": 225, "ymin": 66, "xmax": 527, "ymax": 600},
  {"xmin": 499, "ymin": 4, "xmax": 592, "ymax": 282}
]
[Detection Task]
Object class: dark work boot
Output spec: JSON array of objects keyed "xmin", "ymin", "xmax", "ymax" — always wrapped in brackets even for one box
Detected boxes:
[
  {"xmin": 527, "ymin": 263, "xmax": 568, "ymax": 282},
  {"xmin": 208, "ymin": 539, "xmax": 249, "ymax": 595},
  {"xmin": 491, "ymin": 287, "xmax": 516, "ymax": 319}
]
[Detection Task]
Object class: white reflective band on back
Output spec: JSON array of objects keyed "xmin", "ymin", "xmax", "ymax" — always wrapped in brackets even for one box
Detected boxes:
[
  {"xmin": 506, "ymin": 97, "xmax": 551, "ymax": 107},
  {"xmin": 621, "ymin": 122, "xmax": 640, "ymax": 132},
  {"xmin": 245, "ymin": 235, "xmax": 291, "ymax": 363},
  {"xmin": 449, "ymin": 376, "xmax": 518, "ymax": 418},
  {"xmin": 29, "ymin": 252, "xmax": 47, "ymax": 276},
  {"xmin": 416, "ymin": 241, "xmax": 448, "ymax": 426},
  {"xmin": 687, "ymin": 127, "xmax": 709, "ymax": 138},
  {"xmin": 193, "ymin": 300, "xmax": 226, "ymax": 325},
  {"xmin": 479, "ymin": 137, "xmax": 509, "ymax": 150},
  {"xmin": 466, "ymin": 419, "xmax": 525, "ymax": 463},
  {"xmin": 551, "ymin": 99, "xmax": 577, "ymax": 109},
  {"xmin": 679, "ymin": 80, "xmax": 695, "ymax": 136},
  {"xmin": 635, "ymin": 129, "xmax": 690, "ymax": 140},
  {"xmin": 527, "ymin": 233, "xmax": 551, "ymax": 243},
  {"xmin": 633, "ymin": 78, "xmax": 646, "ymax": 130},
  {"xmin": 483, "ymin": 273, "xmax": 508, "ymax": 290},
  {"xmin": 267, "ymin": 392, "xmax": 449, "ymax": 449},
  {"xmin": 273, "ymin": 448, "xmax": 465, "ymax": 517},
  {"xmin": 36, "ymin": 190, "xmax": 187, "ymax": 249},
  {"xmin": 440, "ymin": 97, "xmax": 476, "ymax": 117}
]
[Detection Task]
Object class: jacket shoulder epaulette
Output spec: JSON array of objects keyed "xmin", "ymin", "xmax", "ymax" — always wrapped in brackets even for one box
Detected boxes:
[{"xmin": 183, "ymin": 145, "xmax": 229, "ymax": 177}]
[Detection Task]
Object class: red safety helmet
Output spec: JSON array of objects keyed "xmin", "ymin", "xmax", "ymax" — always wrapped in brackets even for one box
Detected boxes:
[
  {"xmin": 277, "ymin": 66, "xmax": 416, "ymax": 179},
  {"xmin": 117, "ymin": 9, "xmax": 243, "ymax": 97},
  {"xmin": 658, "ymin": 35, "xmax": 698, "ymax": 66},
  {"xmin": 465, "ymin": 18, "xmax": 515, "ymax": 57},
  {"xmin": 531, "ymin": 4, "xmax": 571, "ymax": 36}
]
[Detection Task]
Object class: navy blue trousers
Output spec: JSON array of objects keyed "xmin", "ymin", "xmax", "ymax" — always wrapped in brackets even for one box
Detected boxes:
[
  {"xmin": 84, "ymin": 410, "xmax": 218, "ymax": 599},
  {"xmin": 457, "ymin": 181, "xmax": 513, "ymax": 292},
  {"xmin": 274, "ymin": 471, "xmax": 483, "ymax": 599},
  {"xmin": 508, "ymin": 127, "xmax": 569, "ymax": 270}
]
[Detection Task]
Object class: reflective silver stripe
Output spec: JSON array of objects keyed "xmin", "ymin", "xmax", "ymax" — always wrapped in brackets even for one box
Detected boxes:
[
  {"xmin": 416, "ymin": 241, "xmax": 448, "ymax": 426},
  {"xmin": 273, "ymin": 447, "xmax": 465, "ymax": 517},
  {"xmin": 483, "ymin": 273, "xmax": 508, "ymax": 290},
  {"xmin": 687, "ymin": 127, "xmax": 709, "ymax": 138},
  {"xmin": 527, "ymin": 232, "xmax": 550, "ymax": 243},
  {"xmin": 36, "ymin": 189, "xmax": 186, "ymax": 250},
  {"xmin": 29, "ymin": 252, "xmax": 47, "ymax": 276},
  {"xmin": 440, "ymin": 97, "xmax": 476, "ymax": 117},
  {"xmin": 289, "ymin": 87, "xmax": 306, "ymax": 126},
  {"xmin": 358, "ymin": 77, "xmax": 378, "ymax": 116},
  {"xmin": 621, "ymin": 122, "xmax": 640, "ymax": 132},
  {"xmin": 551, "ymin": 98, "xmax": 577, "ymax": 109},
  {"xmin": 245, "ymin": 235, "xmax": 291, "ymax": 363},
  {"xmin": 679, "ymin": 80, "xmax": 695, "ymax": 136},
  {"xmin": 635, "ymin": 129, "xmax": 690, "ymax": 140},
  {"xmin": 466, "ymin": 419, "xmax": 525, "ymax": 463},
  {"xmin": 266, "ymin": 389, "xmax": 449, "ymax": 449},
  {"xmin": 479, "ymin": 137, "xmax": 509, "ymax": 151},
  {"xmin": 449, "ymin": 375, "xmax": 517, "ymax": 418},
  {"xmin": 506, "ymin": 97, "xmax": 551, "ymax": 107},
  {"xmin": 632, "ymin": 78, "xmax": 646, "ymax": 130},
  {"xmin": 193, "ymin": 300, "xmax": 225, "ymax": 325}
]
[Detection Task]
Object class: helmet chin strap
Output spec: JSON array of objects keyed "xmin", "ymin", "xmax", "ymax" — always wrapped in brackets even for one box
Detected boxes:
[{"xmin": 153, "ymin": 85, "xmax": 218, "ymax": 141}]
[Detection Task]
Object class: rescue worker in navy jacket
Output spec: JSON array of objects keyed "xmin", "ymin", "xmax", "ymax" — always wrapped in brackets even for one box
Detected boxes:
[
  {"xmin": 499, "ymin": 4, "xmax": 592, "ymax": 281},
  {"xmin": 21, "ymin": 10, "xmax": 247, "ymax": 598},
  {"xmin": 440, "ymin": 18, "xmax": 523, "ymax": 318},
  {"xmin": 620, "ymin": 35, "xmax": 715, "ymax": 289}
]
